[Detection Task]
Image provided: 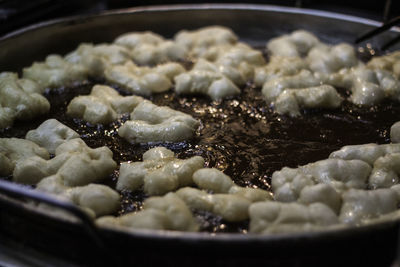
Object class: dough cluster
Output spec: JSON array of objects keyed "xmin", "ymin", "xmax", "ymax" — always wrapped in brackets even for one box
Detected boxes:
[
  {"xmin": 23, "ymin": 55, "xmax": 89, "ymax": 88},
  {"xmin": 267, "ymin": 134, "xmax": 400, "ymax": 231},
  {"xmin": 104, "ymin": 61, "xmax": 184, "ymax": 96},
  {"xmin": 174, "ymin": 30, "xmax": 265, "ymax": 100},
  {"xmin": 100, "ymin": 157, "xmax": 271, "ymax": 231},
  {"xmin": 25, "ymin": 118, "xmax": 79, "ymax": 154},
  {"xmin": 67, "ymin": 85, "xmax": 144, "ymax": 124},
  {"xmin": 0, "ymin": 72, "xmax": 50, "ymax": 128},
  {"xmin": 66, "ymin": 84, "xmax": 199, "ymax": 142},
  {"xmin": 6, "ymin": 26, "xmax": 400, "ymax": 128},
  {"xmin": 97, "ymin": 192, "xmax": 198, "ymax": 232},
  {"xmin": 118, "ymin": 100, "xmax": 199, "ymax": 143},
  {"xmin": 2, "ymin": 25, "xmax": 400, "ymax": 235},
  {"xmin": 114, "ymin": 31, "xmax": 188, "ymax": 65},
  {"xmin": 14, "ymin": 138, "xmax": 116, "ymax": 186},
  {"xmin": 260, "ymin": 30, "xmax": 400, "ymax": 116},
  {"xmin": 117, "ymin": 147, "xmax": 204, "ymax": 195},
  {"xmin": 1, "ymin": 119, "xmax": 120, "ymax": 217}
]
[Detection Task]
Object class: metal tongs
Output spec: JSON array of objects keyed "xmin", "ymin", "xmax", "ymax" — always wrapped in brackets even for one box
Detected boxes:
[{"xmin": 355, "ymin": 15, "xmax": 400, "ymax": 50}]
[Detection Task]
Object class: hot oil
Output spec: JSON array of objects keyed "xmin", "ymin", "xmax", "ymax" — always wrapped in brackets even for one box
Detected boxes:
[{"xmin": 1, "ymin": 79, "xmax": 399, "ymax": 232}]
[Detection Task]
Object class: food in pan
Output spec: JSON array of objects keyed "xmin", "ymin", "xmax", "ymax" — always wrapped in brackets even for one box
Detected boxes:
[
  {"xmin": 118, "ymin": 100, "xmax": 199, "ymax": 143},
  {"xmin": 66, "ymin": 85, "xmax": 144, "ymax": 124},
  {"xmin": 1, "ymin": 25, "xmax": 400, "ymax": 234},
  {"xmin": 116, "ymin": 146, "xmax": 204, "ymax": 195},
  {"xmin": 115, "ymin": 31, "xmax": 188, "ymax": 65},
  {"xmin": 104, "ymin": 61, "xmax": 184, "ymax": 96},
  {"xmin": 38, "ymin": 178, "xmax": 120, "ymax": 217},
  {"xmin": 25, "ymin": 118, "xmax": 80, "ymax": 154},
  {"xmin": 14, "ymin": 137, "xmax": 116, "ymax": 185},
  {"xmin": 0, "ymin": 73, "xmax": 50, "ymax": 128}
]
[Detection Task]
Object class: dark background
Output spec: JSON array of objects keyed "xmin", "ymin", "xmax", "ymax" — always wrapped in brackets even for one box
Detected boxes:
[{"xmin": 0, "ymin": 0, "xmax": 399, "ymax": 37}]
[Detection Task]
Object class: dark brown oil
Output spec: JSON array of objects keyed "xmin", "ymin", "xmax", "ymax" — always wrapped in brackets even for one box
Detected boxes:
[{"xmin": 1, "ymin": 65, "xmax": 400, "ymax": 232}]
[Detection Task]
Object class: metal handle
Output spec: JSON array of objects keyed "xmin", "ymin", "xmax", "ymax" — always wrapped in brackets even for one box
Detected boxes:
[{"xmin": 0, "ymin": 179, "xmax": 113, "ymax": 263}]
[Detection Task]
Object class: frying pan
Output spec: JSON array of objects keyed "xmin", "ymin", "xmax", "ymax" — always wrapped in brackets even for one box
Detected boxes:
[{"xmin": 1, "ymin": 4, "xmax": 400, "ymax": 266}]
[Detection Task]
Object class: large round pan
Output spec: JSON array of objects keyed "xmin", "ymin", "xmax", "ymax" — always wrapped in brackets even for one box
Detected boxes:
[{"xmin": 0, "ymin": 4, "xmax": 400, "ymax": 267}]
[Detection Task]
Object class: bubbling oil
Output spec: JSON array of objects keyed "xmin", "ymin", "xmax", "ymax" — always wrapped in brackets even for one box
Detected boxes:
[{"xmin": 2, "ymin": 78, "xmax": 399, "ymax": 232}]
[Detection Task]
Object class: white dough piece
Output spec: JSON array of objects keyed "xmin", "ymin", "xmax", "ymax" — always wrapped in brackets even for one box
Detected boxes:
[
  {"xmin": 174, "ymin": 69, "xmax": 240, "ymax": 100},
  {"xmin": 97, "ymin": 209, "xmax": 169, "ymax": 231},
  {"xmin": 216, "ymin": 43, "xmax": 265, "ymax": 66},
  {"xmin": 115, "ymin": 31, "xmax": 187, "ymax": 65},
  {"xmin": 271, "ymin": 168, "xmax": 342, "ymax": 213},
  {"xmin": 322, "ymin": 66, "xmax": 400, "ymax": 106},
  {"xmin": 143, "ymin": 146, "xmax": 175, "ymax": 160},
  {"xmin": 0, "ymin": 107, "xmax": 14, "ymax": 129},
  {"xmin": 0, "ymin": 138, "xmax": 49, "ymax": 176},
  {"xmin": 193, "ymin": 168, "xmax": 271, "ymax": 200},
  {"xmin": 367, "ymin": 51, "xmax": 400, "ymax": 79},
  {"xmin": 307, "ymin": 43, "xmax": 359, "ymax": 74},
  {"xmin": 104, "ymin": 61, "xmax": 184, "ymax": 96},
  {"xmin": 176, "ymin": 187, "xmax": 259, "ymax": 222},
  {"xmin": 97, "ymin": 193, "xmax": 198, "ymax": 232},
  {"xmin": 131, "ymin": 41, "xmax": 185, "ymax": 65},
  {"xmin": 211, "ymin": 194, "xmax": 251, "ymax": 222},
  {"xmin": 25, "ymin": 119, "xmax": 79, "ymax": 154},
  {"xmin": 254, "ymin": 56, "xmax": 307, "ymax": 87},
  {"xmin": 391, "ymin": 121, "xmax": 400, "ymax": 143},
  {"xmin": 249, "ymin": 202, "xmax": 338, "ymax": 234},
  {"xmin": 261, "ymin": 70, "xmax": 321, "ymax": 103},
  {"xmin": 213, "ymin": 43, "xmax": 266, "ymax": 83},
  {"xmin": 144, "ymin": 192, "xmax": 199, "ymax": 231},
  {"xmin": 174, "ymin": 26, "xmax": 238, "ymax": 58},
  {"xmin": 0, "ymin": 153, "xmax": 13, "ymax": 176},
  {"xmin": 193, "ymin": 58, "xmax": 246, "ymax": 87},
  {"xmin": 65, "ymin": 43, "xmax": 132, "ymax": 76},
  {"xmin": 369, "ymin": 153, "xmax": 400, "ymax": 189},
  {"xmin": 272, "ymin": 158, "xmax": 371, "ymax": 202},
  {"xmin": 271, "ymin": 170, "xmax": 315, "ymax": 202},
  {"xmin": 175, "ymin": 187, "xmax": 215, "ymax": 211},
  {"xmin": 298, "ymin": 184, "xmax": 342, "ymax": 214},
  {"xmin": 339, "ymin": 188, "xmax": 398, "ymax": 225},
  {"xmin": 0, "ymin": 72, "xmax": 43, "ymax": 94},
  {"xmin": 36, "ymin": 174, "xmax": 68, "ymax": 194},
  {"xmin": 374, "ymin": 69, "xmax": 400, "ymax": 101},
  {"xmin": 192, "ymin": 42, "xmax": 265, "ymax": 86},
  {"xmin": 274, "ymin": 85, "xmax": 342, "ymax": 117},
  {"xmin": 118, "ymin": 101, "xmax": 199, "ymax": 143},
  {"xmin": 14, "ymin": 138, "xmax": 116, "ymax": 186},
  {"xmin": 192, "ymin": 168, "xmax": 234, "ymax": 193},
  {"xmin": 153, "ymin": 62, "xmax": 187, "ymax": 80},
  {"xmin": 177, "ymin": 168, "xmax": 271, "ymax": 221},
  {"xmin": 299, "ymin": 158, "xmax": 371, "ymax": 190},
  {"xmin": 267, "ymin": 30, "xmax": 320, "ymax": 57},
  {"xmin": 390, "ymin": 184, "xmax": 400, "ymax": 201},
  {"xmin": 23, "ymin": 55, "xmax": 88, "ymax": 88},
  {"xmin": 117, "ymin": 147, "xmax": 204, "ymax": 195},
  {"xmin": 329, "ymin": 143, "xmax": 400, "ymax": 165},
  {"xmin": 228, "ymin": 185, "xmax": 272, "ymax": 203},
  {"xmin": 114, "ymin": 31, "xmax": 165, "ymax": 49},
  {"xmin": 65, "ymin": 184, "xmax": 120, "ymax": 217},
  {"xmin": 0, "ymin": 72, "xmax": 50, "ymax": 128},
  {"xmin": 349, "ymin": 74, "xmax": 385, "ymax": 106},
  {"xmin": 67, "ymin": 85, "xmax": 144, "ymax": 124},
  {"xmin": 37, "ymin": 175, "xmax": 120, "ymax": 217},
  {"xmin": 177, "ymin": 185, "xmax": 271, "ymax": 209}
]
